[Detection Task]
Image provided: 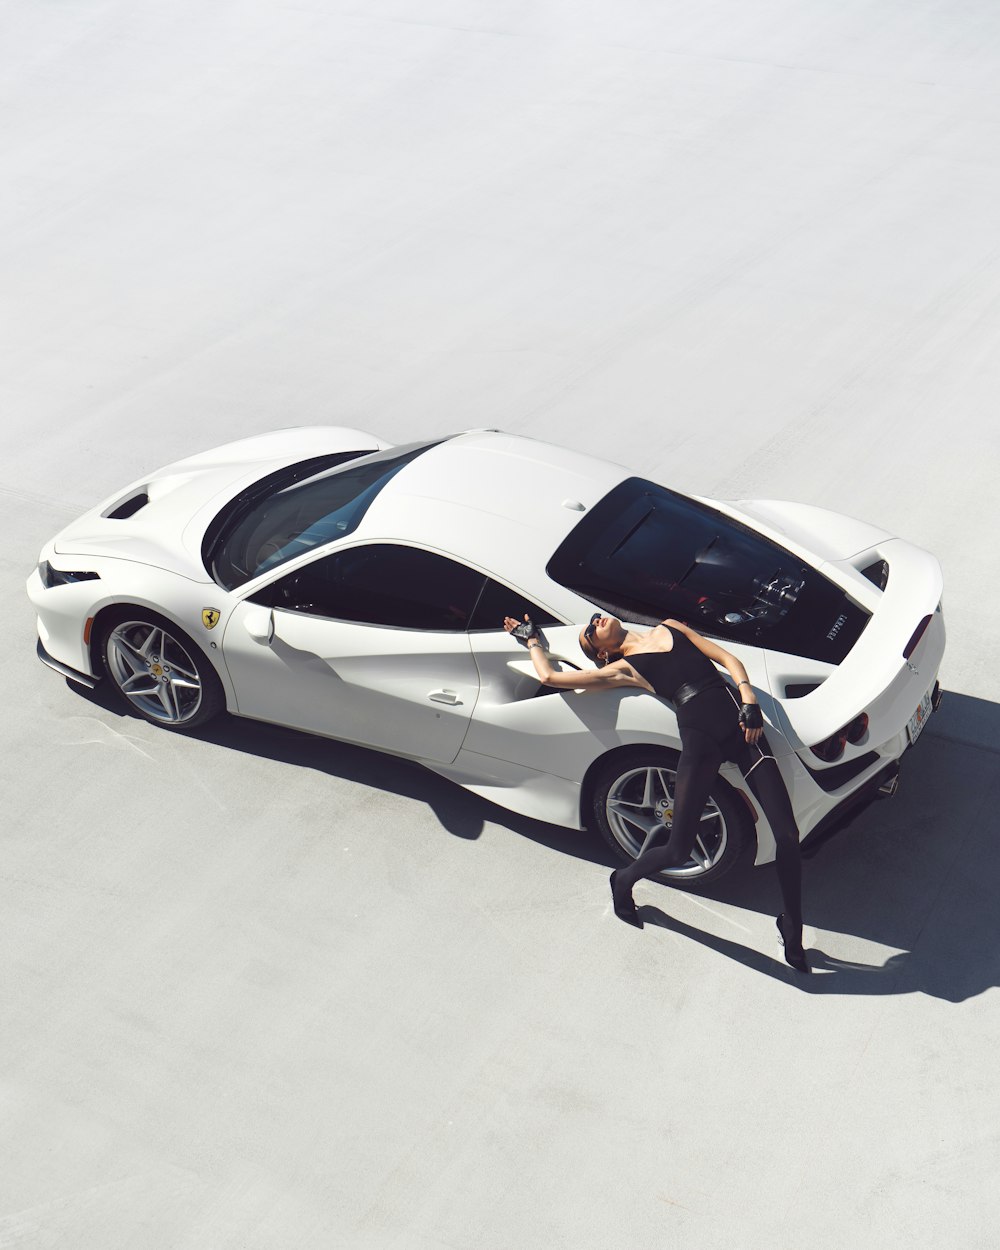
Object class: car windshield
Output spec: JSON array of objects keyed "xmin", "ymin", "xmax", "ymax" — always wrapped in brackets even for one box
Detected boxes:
[
  {"xmin": 205, "ymin": 439, "xmax": 446, "ymax": 590},
  {"xmin": 547, "ymin": 477, "xmax": 870, "ymax": 664}
]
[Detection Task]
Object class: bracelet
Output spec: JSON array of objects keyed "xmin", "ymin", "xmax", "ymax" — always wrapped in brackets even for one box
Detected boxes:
[
  {"xmin": 737, "ymin": 679, "xmax": 751, "ymax": 688},
  {"xmin": 527, "ymin": 641, "xmax": 542, "ymax": 649}
]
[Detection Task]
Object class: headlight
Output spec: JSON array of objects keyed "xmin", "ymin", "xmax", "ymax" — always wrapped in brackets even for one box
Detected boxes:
[{"xmin": 38, "ymin": 561, "xmax": 100, "ymax": 588}]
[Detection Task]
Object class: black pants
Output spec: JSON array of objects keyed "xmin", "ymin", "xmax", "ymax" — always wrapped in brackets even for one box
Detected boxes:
[{"xmin": 615, "ymin": 687, "xmax": 803, "ymax": 928}]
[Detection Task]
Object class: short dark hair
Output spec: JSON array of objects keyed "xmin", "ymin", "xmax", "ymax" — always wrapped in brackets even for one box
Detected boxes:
[
  {"xmin": 579, "ymin": 632, "xmax": 621, "ymax": 669},
  {"xmin": 579, "ymin": 632, "xmax": 601, "ymax": 666}
]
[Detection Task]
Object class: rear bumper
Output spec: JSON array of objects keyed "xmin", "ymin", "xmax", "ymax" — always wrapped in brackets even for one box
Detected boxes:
[
  {"xmin": 799, "ymin": 760, "xmax": 899, "ymax": 857},
  {"xmin": 799, "ymin": 684, "xmax": 943, "ymax": 858},
  {"xmin": 36, "ymin": 638, "xmax": 100, "ymax": 689}
]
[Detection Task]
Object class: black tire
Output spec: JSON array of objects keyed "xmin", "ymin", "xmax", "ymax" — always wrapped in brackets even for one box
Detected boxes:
[
  {"xmin": 98, "ymin": 608, "xmax": 225, "ymax": 732},
  {"xmin": 588, "ymin": 746, "xmax": 752, "ymax": 891}
]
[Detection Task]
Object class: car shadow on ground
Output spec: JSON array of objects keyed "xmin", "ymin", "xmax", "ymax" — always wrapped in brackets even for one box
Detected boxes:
[
  {"xmin": 69, "ymin": 677, "xmax": 611, "ymax": 866},
  {"xmin": 70, "ymin": 681, "xmax": 1000, "ymax": 1001}
]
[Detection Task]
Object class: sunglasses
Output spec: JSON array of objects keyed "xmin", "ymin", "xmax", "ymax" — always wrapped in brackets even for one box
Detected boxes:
[{"xmin": 583, "ymin": 612, "xmax": 601, "ymax": 644}]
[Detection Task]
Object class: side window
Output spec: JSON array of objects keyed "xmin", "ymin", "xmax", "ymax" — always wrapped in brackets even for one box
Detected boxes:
[
  {"xmin": 252, "ymin": 544, "xmax": 486, "ymax": 631},
  {"xmin": 467, "ymin": 578, "xmax": 560, "ymax": 632}
]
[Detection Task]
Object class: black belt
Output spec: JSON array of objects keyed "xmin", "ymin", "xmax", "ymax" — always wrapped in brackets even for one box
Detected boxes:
[{"xmin": 673, "ymin": 676, "xmax": 725, "ymax": 707}]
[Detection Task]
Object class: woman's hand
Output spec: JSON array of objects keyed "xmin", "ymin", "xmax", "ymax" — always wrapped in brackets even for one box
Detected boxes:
[
  {"xmin": 739, "ymin": 698, "xmax": 764, "ymax": 744},
  {"xmin": 503, "ymin": 614, "xmax": 540, "ymax": 645}
]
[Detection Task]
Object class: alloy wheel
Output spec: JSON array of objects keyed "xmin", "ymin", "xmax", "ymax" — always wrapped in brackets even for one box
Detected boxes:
[
  {"xmin": 106, "ymin": 620, "xmax": 204, "ymax": 725},
  {"xmin": 605, "ymin": 764, "xmax": 729, "ymax": 878}
]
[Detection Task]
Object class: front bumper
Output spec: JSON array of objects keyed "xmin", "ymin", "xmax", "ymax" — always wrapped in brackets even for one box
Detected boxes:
[{"xmin": 36, "ymin": 638, "xmax": 100, "ymax": 689}]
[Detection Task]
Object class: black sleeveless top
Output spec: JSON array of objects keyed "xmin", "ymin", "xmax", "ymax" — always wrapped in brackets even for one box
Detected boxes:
[{"xmin": 626, "ymin": 629, "xmax": 723, "ymax": 701}]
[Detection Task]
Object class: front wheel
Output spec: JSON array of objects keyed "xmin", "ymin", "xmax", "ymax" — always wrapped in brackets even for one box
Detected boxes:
[
  {"xmin": 588, "ymin": 747, "xmax": 752, "ymax": 890},
  {"xmin": 101, "ymin": 611, "xmax": 224, "ymax": 731}
]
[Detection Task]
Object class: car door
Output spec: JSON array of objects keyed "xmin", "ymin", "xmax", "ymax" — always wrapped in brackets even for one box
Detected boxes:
[
  {"xmin": 462, "ymin": 578, "xmax": 598, "ymax": 774},
  {"xmin": 222, "ymin": 543, "xmax": 486, "ymax": 764}
]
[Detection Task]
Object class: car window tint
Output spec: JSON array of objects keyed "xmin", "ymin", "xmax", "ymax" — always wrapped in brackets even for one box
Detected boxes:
[
  {"xmin": 467, "ymin": 578, "xmax": 560, "ymax": 632},
  {"xmin": 205, "ymin": 439, "xmax": 447, "ymax": 590},
  {"xmin": 253, "ymin": 544, "xmax": 486, "ymax": 631}
]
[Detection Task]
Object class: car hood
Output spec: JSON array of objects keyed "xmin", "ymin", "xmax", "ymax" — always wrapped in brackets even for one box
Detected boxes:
[{"xmin": 52, "ymin": 427, "xmax": 383, "ymax": 582}]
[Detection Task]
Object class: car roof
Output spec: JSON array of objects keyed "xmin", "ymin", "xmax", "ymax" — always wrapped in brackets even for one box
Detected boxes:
[{"xmin": 356, "ymin": 431, "xmax": 630, "ymax": 590}]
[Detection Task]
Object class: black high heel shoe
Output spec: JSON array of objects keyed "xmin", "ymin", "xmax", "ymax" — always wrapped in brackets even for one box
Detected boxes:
[
  {"xmin": 776, "ymin": 914, "xmax": 811, "ymax": 974},
  {"xmin": 610, "ymin": 871, "xmax": 643, "ymax": 929}
]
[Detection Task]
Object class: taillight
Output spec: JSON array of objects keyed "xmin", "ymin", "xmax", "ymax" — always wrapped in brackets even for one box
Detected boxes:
[
  {"xmin": 811, "ymin": 730, "xmax": 848, "ymax": 762},
  {"xmin": 903, "ymin": 614, "xmax": 932, "ymax": 660},
  {"xmin": 811, "ymin": 711, "xmax": 869, "ymax": 761}
]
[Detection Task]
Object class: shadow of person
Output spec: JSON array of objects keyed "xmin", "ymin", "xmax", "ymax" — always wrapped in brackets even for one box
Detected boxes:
[
  {"xmin": 803, "ymin": 910, "xmax": 1000, "ymax": 1003},
  {"xmin": 639, "ymin": 690, "xmax": 1000, "ymax": 1002},
  {"xmin": 637, "ymin": 902, "xmax": 1000, "ymax": 1001},
  {"xmin": 664, "ymin": 878, "xmax": 1000, "ymax": 1002},
  {"xmin": 635, "ymin": 903, "xmax": 819, "ymax": 986}
]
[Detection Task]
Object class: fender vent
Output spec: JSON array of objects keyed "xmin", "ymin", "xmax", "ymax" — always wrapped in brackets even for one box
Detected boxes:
[
  {"xmin": 784, "ymin": 682, "xmax": 822, "ymax": 699},
  {"xmin": 105, "ymin": 491, "xmax": 149, "ymax": 520}
]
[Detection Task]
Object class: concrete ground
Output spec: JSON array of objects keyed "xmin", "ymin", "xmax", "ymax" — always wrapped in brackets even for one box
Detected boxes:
[{"xmin": 3, "ymin": 2, "xmax": 1000, "ymax": 1246}]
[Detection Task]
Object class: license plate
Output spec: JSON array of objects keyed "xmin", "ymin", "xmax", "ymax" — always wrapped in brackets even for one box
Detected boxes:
[{"xmin": 906, "ymin": 688, "xmax": 934, "ymax": 746}]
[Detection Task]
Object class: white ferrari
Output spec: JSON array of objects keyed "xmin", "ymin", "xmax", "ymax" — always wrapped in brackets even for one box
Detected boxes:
[{"xmin": 27, "ymin": 427, "xmax": 945, "ymax": 887}]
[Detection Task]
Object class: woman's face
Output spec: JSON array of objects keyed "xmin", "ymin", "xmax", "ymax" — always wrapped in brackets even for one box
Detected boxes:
[{"xmin": 580, "ymin": 613, "xmax": 625, "ymax": 662}]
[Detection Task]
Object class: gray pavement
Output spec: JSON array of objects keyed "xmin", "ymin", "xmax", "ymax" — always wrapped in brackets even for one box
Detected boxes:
[{"xmin": 3, "ymin": 2, "xmax": 1000, "ymax": 1246}]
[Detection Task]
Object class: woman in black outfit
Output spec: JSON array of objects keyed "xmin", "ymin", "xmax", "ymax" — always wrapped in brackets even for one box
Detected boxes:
[{"xmin": 504, "ymin": 612, "xmax": 810, "ymax": 974}]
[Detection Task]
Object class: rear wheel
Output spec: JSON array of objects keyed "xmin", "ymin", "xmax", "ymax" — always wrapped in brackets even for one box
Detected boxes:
[
  {"xmin": 101, "ymin": 611, "xmax": 224, "ymax": 731},
  {"xmin": 589, "ymin": 747, "xmax": 752, "ymax": 890}
]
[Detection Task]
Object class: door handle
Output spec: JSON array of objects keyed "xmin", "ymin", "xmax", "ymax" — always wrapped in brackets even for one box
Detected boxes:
[{"xmin": 428, "ymin": 689, "xmax": 462, "ymax": 705}]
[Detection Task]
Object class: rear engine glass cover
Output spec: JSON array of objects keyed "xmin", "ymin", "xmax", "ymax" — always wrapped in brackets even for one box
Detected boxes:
[{"xmin": 546, "ymin": 478, "xmax": 869, "ymax": 664}]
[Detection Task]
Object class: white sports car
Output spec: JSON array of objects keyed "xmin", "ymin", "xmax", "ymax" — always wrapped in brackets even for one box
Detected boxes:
[{"xmin": 27, "ymin": 427, "xmax": 945, "ymax": 887}]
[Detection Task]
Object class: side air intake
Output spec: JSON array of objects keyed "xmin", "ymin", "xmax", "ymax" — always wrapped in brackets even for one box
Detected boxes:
[{"xmin": 104, "ymin": 491, "xmax": 149, "ymax": 520}]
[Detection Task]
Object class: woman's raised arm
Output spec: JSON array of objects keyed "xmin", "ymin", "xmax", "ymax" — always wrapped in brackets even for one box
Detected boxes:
[{"xmin": 503, "ymin": 616, "xmax": 643, "ymax": 691}]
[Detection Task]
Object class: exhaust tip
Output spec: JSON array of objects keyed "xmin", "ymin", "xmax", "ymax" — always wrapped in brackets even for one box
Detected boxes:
[{"xmin": 877, "ymin": 769, "xmax": 900, "ymax": 799}]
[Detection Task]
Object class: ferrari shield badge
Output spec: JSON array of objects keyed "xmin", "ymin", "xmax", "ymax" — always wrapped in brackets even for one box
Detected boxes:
[{"xmin": 202, "ymin": 608, "xmax": 221, "ymax": 630}]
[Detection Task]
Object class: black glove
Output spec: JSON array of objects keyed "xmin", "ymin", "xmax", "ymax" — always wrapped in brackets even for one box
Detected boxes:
[
  {"xmin": 739, "ymin": 702, "xmax": 764, "ymax": 730},
  {"xmin": 509, "ymin": 616, "xmax": 540, "ymax": 643}
]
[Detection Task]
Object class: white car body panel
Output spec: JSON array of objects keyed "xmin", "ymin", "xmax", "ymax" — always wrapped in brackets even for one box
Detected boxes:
[
  {"xmin": 764, "ymin": 540, "xmax": 944, "ymax": 749},
  {"xmin": 424, "ymin": 750, "xmax": 585, "ymax": 832},
  {"xmin": 730, "ymin": 499, "xmax": 896, "ymax": 561},
  {"xmin": 28, "ymin": 426, "xmax": 946, "ymax": 874},
  {"xmin": 52, "ymin": 427, "xmax": 384, "ymax": 580},
  {"xmin": 27, "ymin": 556, "xmax": 232, "ymax": 688},
  {"xmin": 222, "ymin": 602, "xmax": 479, "ymax": 764}
]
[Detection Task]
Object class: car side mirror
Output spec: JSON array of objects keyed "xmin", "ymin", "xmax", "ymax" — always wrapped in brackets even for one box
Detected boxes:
[{"xmin": 243, "ymin": 607, "xmax": 274, "ymax": 645}]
